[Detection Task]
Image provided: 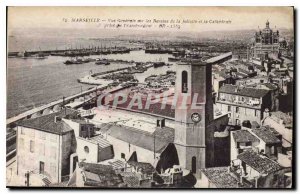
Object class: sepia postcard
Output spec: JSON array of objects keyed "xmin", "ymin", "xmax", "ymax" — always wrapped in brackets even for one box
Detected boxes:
[{"xmin": 6, "ymin": 6, "xmax": 294, "ymax": 189}]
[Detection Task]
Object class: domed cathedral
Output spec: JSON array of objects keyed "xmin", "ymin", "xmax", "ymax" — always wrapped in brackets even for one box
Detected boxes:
[
  {"xmin": 257, "ymin": 20, "xmax": 279, "ymax": 45},
  {"xmin": 250, "ymin": 20, "xmax": 281, "ymax": 60}
]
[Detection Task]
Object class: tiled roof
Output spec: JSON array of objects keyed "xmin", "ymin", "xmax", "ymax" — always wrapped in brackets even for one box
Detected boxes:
[
  {"xmin": 219, "ymin": 84, "xmax": 270, "ymax": 98},
  {"xmin": 107, "ymin": 97, "xmax": 175, "ymax": 118},
  {"xmin": 17, "ymin": 108, "xmax": 78, "ymax": 135},
  {"xmin": 119, "ymin": 172, "xmax": 140, "ymax": 187},
  {"xmin": 201, "ymin": 167, "xmax": 251, "ymax": 188},
  {"xmin": 263, "ymin": 83, "xmax": 278, "ymax": 90},
  {"xmin": 79, "ymin": 162, "xmax": 125, "ymax": 188},
  {"xmin": 71, "ymin": 119, "xmax": 94, "ymax": 125},
  {"xmin": 251, "ymin": 121, "xmax": 260, "ymax": 129},
  {"xmin": 127, "ymin": 161, "xmax": 156, "ymax": 175},
  {"xmin": 238, "ymin": 68, "xmax": 254, "ymax": 75},
  {"xmin": 254, "ymin": 64, "xmax": 265, "ymax": 71},
  {"xmin": 217, "ymin": 70, "xmax": 232, "ymax": 79},
  {"xmin": 235, "ymin": 72, "xmax": 248, "ymax": 79},
  {"xmin": 80, "ymin": 162, "xmax": 115, "ymax": 175},
  {"xmin": 106, "ymin": 123, "xmax": 173, "ymax": 153},
  {"xmin": 252, "ymin": 128, "xmax": 281, "ymax": 144},
  {"xmin": 97, "ymin": 123, "xmax": 115, "ymax": 133},
  {"xmin": 86, "ymin": 135, "xmax": 112, "ymax": 148},
  {"xmin": 107, "ymin": 159, "xmax": 126, "ymax": 170},
  {"xmin": 153, "ymin": 126, "xmax": 175, "ymax": 143},
  {"xmin": 271, "ymin": 111, "xmax": 293, "ymax": 127},
  {"xmin": 49, "ymin": 181, "xmax": 70, "ymax": 187},
  {"xmin": 237, "ymin": 150, "xmax": 283, "ymax": 174},
  {"xmin": 232, "ymin": 130, "xmax": 260, "ymax": 143}
]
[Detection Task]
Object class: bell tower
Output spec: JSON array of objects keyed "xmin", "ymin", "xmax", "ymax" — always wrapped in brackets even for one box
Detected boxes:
[{"xmin": 174, "ymin": 59, "xmax": 214, "ymax": 173}]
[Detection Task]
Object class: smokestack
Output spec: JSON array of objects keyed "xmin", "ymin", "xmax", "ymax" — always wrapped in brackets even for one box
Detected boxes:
[
  {"xmin": 247, "ymin": 46, "xmax": 249, "ymax": 61},
  {"xmin": 63, "ymin": 96, "xmax": 66, "ymax": 115}
]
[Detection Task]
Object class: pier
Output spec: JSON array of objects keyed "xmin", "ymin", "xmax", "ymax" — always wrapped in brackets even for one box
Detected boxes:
[
  {"xmin": 7, "ymin": 85, "xmax": 128, "ymax": 126},
  {"xmin": 205, "ymin": 52, "xmax": 232, "ymax": 64},
  {"xmin": 7, "ymin": 47, "xmax": 134, "ymax": 58}
]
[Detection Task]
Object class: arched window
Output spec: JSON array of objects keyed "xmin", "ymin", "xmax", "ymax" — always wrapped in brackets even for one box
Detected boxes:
[{"xmin": 182, "ymin": 71, "xmax": 188, "ymax": 93}]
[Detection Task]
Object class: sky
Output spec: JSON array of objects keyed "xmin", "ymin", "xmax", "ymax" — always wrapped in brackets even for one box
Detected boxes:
[{"xmin": 7, "ymin": 6, "xmax": 294, "ymax": 32}]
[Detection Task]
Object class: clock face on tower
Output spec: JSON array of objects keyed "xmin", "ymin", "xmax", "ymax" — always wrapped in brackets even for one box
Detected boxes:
[{"xmin": 191, "ymin": 113, "xmax": 201, "ymax": 123}]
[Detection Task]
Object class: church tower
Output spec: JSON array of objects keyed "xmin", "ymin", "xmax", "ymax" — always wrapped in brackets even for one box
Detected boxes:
[{"xmin": 174, "ymin": 59, "xmax": 215, "ymax": 173}]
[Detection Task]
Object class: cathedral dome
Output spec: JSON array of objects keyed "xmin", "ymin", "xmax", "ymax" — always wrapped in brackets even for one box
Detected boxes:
[{"xmin": 262, "ymin": 20, "xmax": 273, "ymax": 35}]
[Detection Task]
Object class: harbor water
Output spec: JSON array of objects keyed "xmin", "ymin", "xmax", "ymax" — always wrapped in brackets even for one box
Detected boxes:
[{"xmin": 7, "ymin": 50, "xmax": 173, "ymax": 118}]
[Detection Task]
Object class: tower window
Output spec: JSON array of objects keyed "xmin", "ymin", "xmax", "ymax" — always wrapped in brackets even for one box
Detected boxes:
[
  {"xmin": 192, "ymin": 156, "xmax": 197, "ymax": 173},
  {"xmin": 182, "ymin": 71, "xmax": 188, "ymax": 93}
]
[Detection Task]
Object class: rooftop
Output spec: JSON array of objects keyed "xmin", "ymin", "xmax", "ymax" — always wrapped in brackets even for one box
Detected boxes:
[
  {"xmin": 17, "ymin": 108, "xmax": 79, "ymax": 135},
  {"xmin": 238, "ymin": 68, "xmax": 255, "ymax": 76},
  {"xmin": 109, "ymin": 98, "xmax": 176, "ymax": 118},
  {"xmin": 201, "ymin": 167, "xmax": 250, "ymax": 188},
  {"xmin": 104, "ymin": 123, "xmax": 174, "ymax": 153},
  {"xmin": 127, "ymin": 161, "xmax": 156, "ymax": 175},
  {"xmin": 252, "ymin": 127, "xmax": 281, "ymax": 144},
  {"xmin": 237, "ymin": 150, "xmax": 283, "ymax": 174},
  {"xmin": 71, "ymin": 118, "xmax": 94, "ymax": 125},
  {"xmin": 85, "ymin": 135, "xmax": 112, "ymax": 148},
  {"xmin": 219, "ymin": 84, "xmax": 270, "ymax": 98},
  {"xmin": 232, "ymin": 130, "xmax": 260, "ymax": 143},
  {"xmin": 79, "ymin": 162, "xmax": 125, "ymax": 187},
  {"xmin": 119, "ymin": 172, "xmax": 140, "ymax": 188},
  {"xmin": 271, "ymin": 111, "xmax": 293, "ymax": 127},
  {"xmin": 263, "ymin": 83, "xmax": 278, "ymax": 90}
]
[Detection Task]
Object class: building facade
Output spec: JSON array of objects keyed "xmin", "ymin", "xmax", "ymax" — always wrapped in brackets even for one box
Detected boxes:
[
  {"xmin": 16, "ymin": 110, "xmax": 77, "ymax": 185},
  {"xmin": 216, "ymin": 84, "xmax": 272, "ymax": 125}
]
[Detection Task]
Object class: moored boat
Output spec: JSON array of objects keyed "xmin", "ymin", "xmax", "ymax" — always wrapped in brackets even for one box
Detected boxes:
[{"xmin": 95, "ymin": 59, "xmax": 110, "ymax": 65}]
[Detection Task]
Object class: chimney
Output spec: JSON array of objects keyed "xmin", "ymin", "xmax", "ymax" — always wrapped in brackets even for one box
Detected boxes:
[
  {"xmin": 54, "ymin": 116, "xmax": 61, "ymax": 123},
  {"xmin": 63, "ymin": 96, "xmax": 66, "ymax": 116},
  {"xmin": 157, "ymin": 118, "xmax": 165, "ymax": 128},
  {"xmin": 263, "ymin": 108, "xmax": 270, "ymax": 118},
  {"xmin": 255, "ymin": 177, "xmax": 258, "ymax": 188}
]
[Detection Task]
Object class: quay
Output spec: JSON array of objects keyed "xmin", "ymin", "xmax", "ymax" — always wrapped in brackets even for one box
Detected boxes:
[
  {"xmin": 6, "ymin": 85, "xmax": 127, "ymax": 126},
  {"xmin": 205, "ymin": 51, "xmax": 232, "ymax": 64},
  {"xmin": 78, "ymin": 63, "xmax": 154, "ymax": 85},
  {"xmin": 7, "ymin": 47, "xmax": 134, "ymax": 58}
]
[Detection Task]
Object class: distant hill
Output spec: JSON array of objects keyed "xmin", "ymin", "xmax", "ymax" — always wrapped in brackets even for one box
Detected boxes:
[{"xmin": 8, "ymin": 27, "xmax": 294, "ymax": 52}]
